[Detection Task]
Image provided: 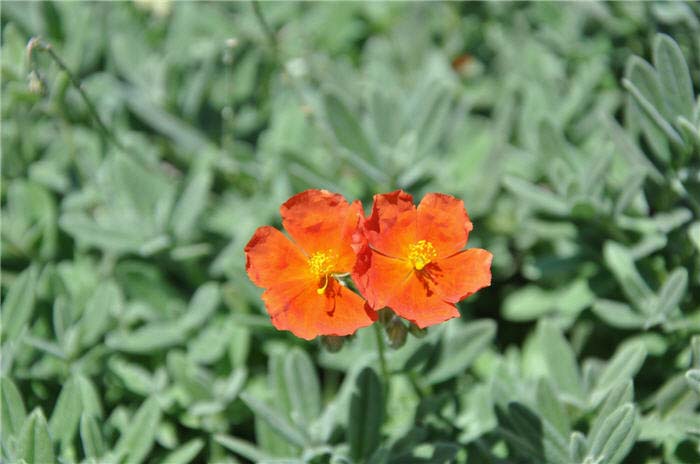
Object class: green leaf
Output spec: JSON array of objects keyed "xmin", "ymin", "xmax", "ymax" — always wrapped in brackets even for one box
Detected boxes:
[
  {"xmin": 80, "ymin": 281, "xmax": 121, "ymax": 346},
  {"xmin": 114, "ymin": 396, "xmax": 162, "ymax": 464},
  {"xmin": 178, "ymin": 282, "xmax": 220, "ymax": 331},
  {"xmin": 689, "ymin": 222, "xmax": 700, "ymax": 253},
  {"xmin": 591, "ymin": 342, "xmax": 647, "ymax": 405},
  {"xmin": 18, "ymin": 409, "xmax": 55, "ymax": 464},
  {"xmin": 284, "ymin": 348, "xmax": 322, "ymax": 426},
  {"xmin": 109, "ymin": 357, "xmax": 159, "ymax": 396},
  {"xmin": 587, "ymin": 403, "xmax": 639, "ymax": 464},
  {"xmin": 80, "ymin": 414, "xmax": 105, "ymax": 459},
  {"xmin": 500, "ymin": 402, "xmax": 570, "ymax": 464},
  {"xmin": 425, "ymin": 319, "xmax": 496, "ymax": 384},
  {"xmin": 654, "ymin": 267, "xmax": 687, "ymax": 320},
  {"xmin": 160, "ymin": 438, "xmax": 205, "ymax": 464},
  {"xmin": 106, "ymin": 323, "xmax": 185, "ymax": 353},
  {"xmin": 603, "ymin": 241, "xmax": 654, "ymax": 313},
  {"xmin": 48, "ymin": 375, "xmax": 83, "ymax": 447},
  {"xmin": 348, "ymin": 367, "xmax": 384, "ymax": 462},
  {"xmin": 592, "ymin": 300, "xmax": 644, "ymax": 329},
  {"xmin": 604, "ymin": 116, "xmax": 663, "ymax": 183},
  {"xmin": 623, "ymin": 77, "xmax": 684, "ymax": 147},
  {"xmin": 2, "ymin": 265, "xmax": 39, "ymax": 341},
  {"xmin": 240, "ymin": 391, "xmax": 308, "ymax": 448},
  {"xmin": 537, "ymin": 320, "xmax": 584, "ymax": 402},
  {"xmin": 1, "ymin": 376, "xmax": 27, "ymax": 453},
  {"xmin": 502, "ymin": 176, "xmax": 569, "ymax": 216},
  {"xmin": 568, "ymin": 431, "xmax": 587, "ymax": 463},
  {"xmin": 536, "ymin": 378, "xmax": 570, "ymax": 439},
  {"xmin": 324, "ymin": 93, "xmax": 374, "ymax": 162},
  {"xmin": 171, "ymin": 163, "xmax": 212, "ymax": 241},
  {"xmin": 686, "ymin": 369, "xmax": 700, "ymax": 395},
  {"xmin": 653, "ymin": 34, "xmax": 694, "ymax": 120},
  {"xmin": 215, "ymin": 434, "xmax": 272, "ymax": 462},
  {"xmin": 589, "ymin": 379, "xmax": 634, "ymax": 442}
]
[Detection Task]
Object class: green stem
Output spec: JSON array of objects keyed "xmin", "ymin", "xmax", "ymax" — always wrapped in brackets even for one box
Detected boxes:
[
  {"xmin": 373, "ymin": 323, "xmax": 390, "ymax": 386},
  {"xmin": 27, "ymin": 37, "xmax": 124, "ymax": 150}
]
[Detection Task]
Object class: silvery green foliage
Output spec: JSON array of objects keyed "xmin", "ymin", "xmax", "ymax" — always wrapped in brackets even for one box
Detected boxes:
[{"xmin": 2, "ymin": 2, "xmax": 699, "ymax": 463}]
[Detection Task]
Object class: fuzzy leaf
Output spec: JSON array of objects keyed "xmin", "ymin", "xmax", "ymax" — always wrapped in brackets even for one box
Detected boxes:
[
  {"xmin": 18, "ymin": 409, "xmax": 55, "ymax": 464},
  {"xmin": 349, "ymin": 367, "xmax": 384, "ymax": 462},
  {"xmin": 587, "ymin": 403, "xmax": 639, "ymax": 464},
  {"xmin": 2, "ymin": 265, "xmax": 39, "ymax": 341}
]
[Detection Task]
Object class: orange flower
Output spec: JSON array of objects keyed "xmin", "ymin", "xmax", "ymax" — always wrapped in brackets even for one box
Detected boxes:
[
  {"xmin": 245, "ymin": 190, "xmax": 376, "ymax": 340},
  {"xmin": 353, "ymin": 190, "xmax": 492, "ymax": 328}
]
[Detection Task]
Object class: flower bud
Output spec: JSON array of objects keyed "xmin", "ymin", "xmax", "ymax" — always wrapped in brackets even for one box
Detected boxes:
[
  {"xmin": 386, "ymin": 317, "xmax": 407, "ymax": 349},
  {"xmin": 321, "ymin": 335, "xmax": 345, "ymax": 352},
  {"xmin": 408, "ymin": 322, "xmax": 427, "ymax": 339}
]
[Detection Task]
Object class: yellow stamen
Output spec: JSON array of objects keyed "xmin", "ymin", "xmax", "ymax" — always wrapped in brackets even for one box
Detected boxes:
[
  {"xmin": 308, "ymin": 250, "xmax": 338, "ymax": 294},
  {"xmin": 408, "ymin": 240, "xmax": 437, "ymax": 271}
]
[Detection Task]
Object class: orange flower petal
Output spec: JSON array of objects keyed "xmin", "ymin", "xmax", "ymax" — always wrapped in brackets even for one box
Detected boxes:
[
  {"xmin": 354, "ymin": 244, "xmax": 492, "ymax": 328},
  {"xmin": 245, "ymin": 226, "xmax": 310, "ymax": 288},
  {"xmin": 354, "ymin": 248, "xmax": 460, "ymax": 327},
  {"xmin": 280, "ymin": 190, "xmax": 362, "ymax": 272},
  {"xmin": 428, "ymin": 248, "xmax": 493, "ymax": 302},
  {"xmin": 388, "ymin": 269, "xmax": 461, "ymax": 328},
  {"xmin": 363, "ymin": 190, "xmax": 417, "ymax": 259},
  {"xmin": 263, "ymin": 279, "xmax": 376, "ymax": 340},
  {"xmin": 417, "ymin": 193, "xmax": 473, "ymax": 259},
  {"xmin": 353, "ymin": 247, "xmax": 410, "ymax": 311}
]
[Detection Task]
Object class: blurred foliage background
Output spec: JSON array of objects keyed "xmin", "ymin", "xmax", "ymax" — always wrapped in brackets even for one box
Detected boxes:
[{"xmin": 2, "ymin": 1, "xmax": 700, "ymax": 463}]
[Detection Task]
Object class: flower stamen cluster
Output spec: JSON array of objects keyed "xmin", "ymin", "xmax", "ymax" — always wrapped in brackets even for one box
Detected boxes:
[
  {"xmin": 407, "ymin": 240, "xmax": 437, "ymax": 271},
  {"xmin": 308, "ymin": 249, "xmax": 338, "ymax": 294}
]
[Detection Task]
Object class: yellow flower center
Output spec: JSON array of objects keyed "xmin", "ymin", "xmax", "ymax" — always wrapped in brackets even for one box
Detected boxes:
[
  {"xmin": 408, "ymin": 240, "xmax": 437, "ymax": 271},
  {"xmin": 308, "ymin": 250, "xmax": 338, "ymax": 294}
]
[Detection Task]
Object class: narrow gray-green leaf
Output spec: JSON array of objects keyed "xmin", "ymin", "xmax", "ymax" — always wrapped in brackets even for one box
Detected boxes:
[
  {"xmin": 686, "ymin": 369, "xmax": 700, "ymax": 395},
  {"xmin": 653, "ymin": 34, "xmax": 694, "ymax": 120},
  {"xmin": 106, "ymin": 323, "xmax": 185, "ymax": 353},
  {"xmin": 49, "ymin": 375, "xmax": 82, "ymax": 447},
  {"xmin": 171, "ymin": 164, "xmax": 212, "ymax": 241},
  {"xmin": 18, "ymin": 408, "xmax": 55, "ymax": 464},
  {"xmin": 587, "ymin": 403, "xmax": 639, "ymax": 464},
  {"xmin": 623, "ymin": 78, "xmax": 685, "ymax": 147},
  {"xmin": 160, "ymin": 438, "xmax": 204, "ymax": 464},
  {"xmin": 80, "ymin": 414, "xmax": 105, "ymax": 459},
  {"xmin": 589, "ymin": 379, "xmax": 634, "ymax": 442},
  {"xmin": 178, "ymin": 282, "xmax": 220, "ymax": 331},
  {"xmin": 502, "ymin": 176, "xmax": 569, "ymax": 216},
  {"xmin": 215, "ymin": 434, "xmax": 272, "ymax": 462},
  {"xmin": 569, "ymin": 431, "xmax": 587, "ymax": 463},
  {"xmin": 114, "ymin": 396, "xmax": 161, "ymax": 464},
  {"xmin": 284, "ymin": 348, "xmax": 321, "ymax": 426},
  {"xmin": 80, "ymin": 281, "xmax": 121, "ymax": 346},
  {"xmin": 324, "ymin": 93, "xmax": 374, "ymax": 162},
  {"xmin": 535, "ymin": 378, "xmax": 570, "ymax": 439},
  {"xmin": 655, "ymin": 267, "xmax": 687, "ymax": 319},
  {"xmin": 591, "ymin": 342, "xmax": 647, "ymax": 405},
  {"xmin": 425, "ymin": 319, "xmax": 496, "ymax": 384},
  {"xmin": 240, "ymin": 391, "xmax": 308, "ymax": 447},
  {"xmin": 603, "ymin": 241, "xmax": 654, "ymax": 312},
  {"xmin": 349, "ymin": 367, "xmax": 384, "ymax": 462},
  {"xmin": 604, "ymin": 116, "xmax": 663, "ymax": 183},
  {"xmin": 1, "ymin": 376, "xmax": 27, "ymax": 449},
  {"xmin": 2, "ymin": 265, "xmax": 39, "ymax": 341},
  {"xmin": 537, "ymin": 320, "xmax": 584, "ymax": 402},
  {"xmin": 592, "ymin": 299, "xmax": 644, "ymax": 329}
]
